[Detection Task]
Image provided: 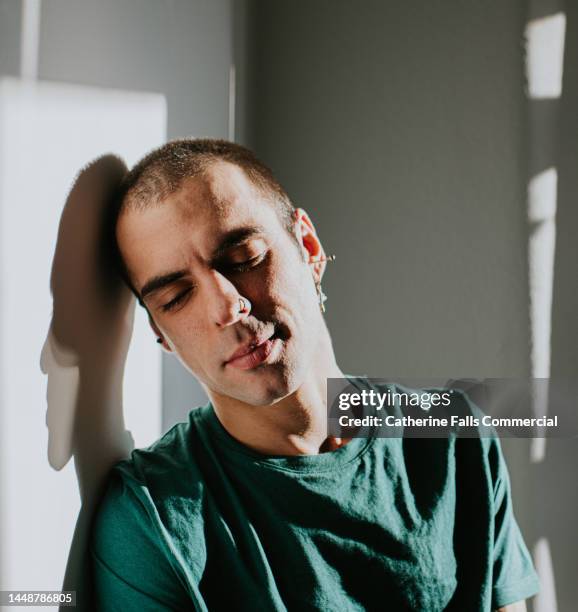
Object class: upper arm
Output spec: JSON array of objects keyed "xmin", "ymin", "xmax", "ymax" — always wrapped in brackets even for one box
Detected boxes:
[
  {"xmin": 90, "ymin": 469, "xmax": 192, "ymax": 611},
  {"xmin": 487, "ymin": 437, "xmax": 539, "ymax": 609}
]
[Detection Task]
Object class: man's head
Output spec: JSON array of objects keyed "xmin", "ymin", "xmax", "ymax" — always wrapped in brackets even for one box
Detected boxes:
[{"xmin": 113, "ymin": 139, "xmax": 330, "ymax": 406}]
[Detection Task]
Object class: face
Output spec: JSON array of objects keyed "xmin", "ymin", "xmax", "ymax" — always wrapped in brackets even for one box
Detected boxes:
[{"xmin": 116, "ymin": 161, "xmax": 327, "ymax": 406}]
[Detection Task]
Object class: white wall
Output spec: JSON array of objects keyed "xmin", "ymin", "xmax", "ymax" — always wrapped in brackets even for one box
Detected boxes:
[{"xmin": 0, "ymin": 78, "xmax": 165, "ymax": 607}]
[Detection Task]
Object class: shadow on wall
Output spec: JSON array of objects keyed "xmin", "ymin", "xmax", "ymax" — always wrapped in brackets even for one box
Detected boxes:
[{"xmin": 40, "ymin": 156, "xmax": 136, "ymax": 611}]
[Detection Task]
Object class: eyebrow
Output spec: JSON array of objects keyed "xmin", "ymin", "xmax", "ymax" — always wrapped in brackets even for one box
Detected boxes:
[
  {"xmin": 209, "ymin": 225, "xmax": 266, "ymax": 263},
  {"xmin": 139, "ymin": 225, "xmax": 267, "ymax": 301}
]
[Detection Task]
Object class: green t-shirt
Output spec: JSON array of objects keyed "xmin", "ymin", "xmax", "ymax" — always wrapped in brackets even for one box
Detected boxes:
[{"xmin": 91, "ymin": 378, "xmax": 539, "ymax": 611}]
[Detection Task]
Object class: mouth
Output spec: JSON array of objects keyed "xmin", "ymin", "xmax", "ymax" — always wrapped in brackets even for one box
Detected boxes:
[{"xmin": 225, "ymin": 330, "xmax": 283, "ymax": 370}]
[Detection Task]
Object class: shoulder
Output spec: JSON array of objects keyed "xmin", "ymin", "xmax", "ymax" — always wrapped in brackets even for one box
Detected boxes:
[
  {"xmin": 93, "ymin": 407, "xmax": 214, "ymax": 541},
  {"xmin": 92, "ymin": 415, "xmax": 194, "ymax": 533},
  {"xmin": 90, "ymin": 440, "xmax": 198, "ymax": 609},
  {"xmin": 91, "ymin": 463, "xmax": 151, "ymax": 555},
  {"xmin": 114, "ymin": 406, "xmax": 211, "ymax": 493},
  {"xmin": 91, "ymin": 408, "xmax": 213, "ymax": 582},
  {"xmin": 124, "ymin": 413, "xmax": 195, "ymax": 478}
]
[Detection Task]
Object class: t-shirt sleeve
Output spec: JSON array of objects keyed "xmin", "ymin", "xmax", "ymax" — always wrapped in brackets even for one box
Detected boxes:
[
  {"xmin": 90, "ymin": 466, "xmax": 193, "ymax": 612},
  {"xmin": 488, "ymin": 437, "xmax": 540, "ymax": 609}
]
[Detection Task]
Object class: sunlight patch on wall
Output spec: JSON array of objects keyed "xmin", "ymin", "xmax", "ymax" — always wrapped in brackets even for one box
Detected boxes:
[
  {"xmin": 525, "ymin": 13, "xmax": 566, "ymax": 99},
  {"xmin": 0, "ymin": 78, "xmax": 165, "ymax": 594}
]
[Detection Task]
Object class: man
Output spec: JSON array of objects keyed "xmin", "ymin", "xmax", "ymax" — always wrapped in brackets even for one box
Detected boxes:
[{"xmin": 91, "ymin": 139, "xmax": 539, "ymax": 611}]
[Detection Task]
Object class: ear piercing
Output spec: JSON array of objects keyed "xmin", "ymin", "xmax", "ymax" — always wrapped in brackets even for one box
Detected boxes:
[
  {"xmin": 311, "ymin": 254, "xmax": 335, "ymax": 314},
  {"xmin": 156, "ymin": 337, "xmax": 163, "ymax": 344},
  {"xmin": 315, "ymin": 281, "xmax": 328, "ymax": 313},
  {"xmin": 309, "ymin": 254, "xmax": 336, "ymax": 265}
]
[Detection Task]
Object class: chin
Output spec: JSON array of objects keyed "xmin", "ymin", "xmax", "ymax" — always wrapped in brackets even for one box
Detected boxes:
[
  {"xmin": 225, "ymin": 360, "xmax": 302, "ymax": 407},
  {"xmin": 238, "ymin": 371, "xmax": 295, "ymax": 406}
]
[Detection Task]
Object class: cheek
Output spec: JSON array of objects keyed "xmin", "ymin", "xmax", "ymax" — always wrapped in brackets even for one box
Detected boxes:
[
  {"xmin": 265, "ymin": 251, "xmax": 307, "ymax": 299},
  {"xmin": 168, "ymin": 329, "xmax": 216, "ymax": 384},
  {"xmin": 162, "ymin": 316, "xmax": 206, "ymax": 361},
  {"xmin": 269, "ymin": 255, "xmax": 318, "ymax": 321}
]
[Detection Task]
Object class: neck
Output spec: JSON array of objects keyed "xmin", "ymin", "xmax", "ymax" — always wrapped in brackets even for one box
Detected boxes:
[{"xmin": 208, "ymin": 323, "xmax": 347, "ymax": 456}]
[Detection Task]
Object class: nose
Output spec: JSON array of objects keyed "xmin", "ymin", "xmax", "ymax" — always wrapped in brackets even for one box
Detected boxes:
[{"xmin": 204, "ymin": 271, "xmax": 250, "ymax": 327}]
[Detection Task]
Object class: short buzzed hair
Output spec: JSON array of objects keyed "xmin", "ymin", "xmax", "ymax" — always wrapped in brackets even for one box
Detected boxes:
[
  {"xmin": 110, "ymin": 138, "xmax": 300, "ymax": 303},
  {"xmin": 118, "ymin": 138, "xmax": 295, "ymax": 230}
]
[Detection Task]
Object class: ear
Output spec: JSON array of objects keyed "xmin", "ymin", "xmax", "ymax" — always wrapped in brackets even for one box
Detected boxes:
[
  {"xmin": 147, "ymin": 311, "xmax": 172, "ymax": 353},
  {"xmin": 293, "ymin": 208, "xmax": 327, "ymax": 282}
]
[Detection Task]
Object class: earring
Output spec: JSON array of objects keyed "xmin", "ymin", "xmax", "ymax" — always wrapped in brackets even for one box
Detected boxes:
[
  {"xmin": 310, "ymin": 254, "xmax": 335, "ymax": 314},
  {"xmin": 156, "ymin": 337, "xmax": 163, "ymax": 344},
  {"xmin": 315, "ymin": 280, "xmax": 328, "ymax": 313}
]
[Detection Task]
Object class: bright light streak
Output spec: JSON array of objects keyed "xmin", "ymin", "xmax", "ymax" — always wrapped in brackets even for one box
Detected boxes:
[{"xmin": 525, "ymin": 13, "xmax": 566, "ymax": 99}]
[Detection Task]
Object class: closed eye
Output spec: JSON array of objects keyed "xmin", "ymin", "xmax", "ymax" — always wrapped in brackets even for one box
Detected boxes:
[
  {"xmin": 223, "ymin": 251, "xmax": 268, "ymax": 273},
  {"xmin": 159, "ymin": 252, "xmax": 267, "ymax": 312},
  {"xmin": 161, "ymin": 288, "xmax": 193, "ymax": 312}
]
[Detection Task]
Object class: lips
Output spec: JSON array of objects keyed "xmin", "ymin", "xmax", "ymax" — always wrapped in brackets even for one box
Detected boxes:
[{"xmin": 225, "ymin": 332, "xmax": 280, "ymax": 370}]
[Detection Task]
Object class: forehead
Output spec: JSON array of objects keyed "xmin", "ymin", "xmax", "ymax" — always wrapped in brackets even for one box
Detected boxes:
[
  {"xmin": 117, "ymin": 161, "xmax": 283, "ymax": 287},
  {"xmin": 175, "ymin": 160, "xmax": 260, "ymax": 217}
]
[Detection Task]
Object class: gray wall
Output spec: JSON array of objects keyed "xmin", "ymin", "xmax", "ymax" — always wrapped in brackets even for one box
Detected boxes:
[
  {"xmin": 252, "ymin": 0, "xmax": 530, "ymax": 380},
  {"xmin": 0, "ymin": 0, "xmax": 21, "ymax": 75},
  {"xmin": 37, "ymin": 0, "xmax": 232, "ymax": 140}
]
